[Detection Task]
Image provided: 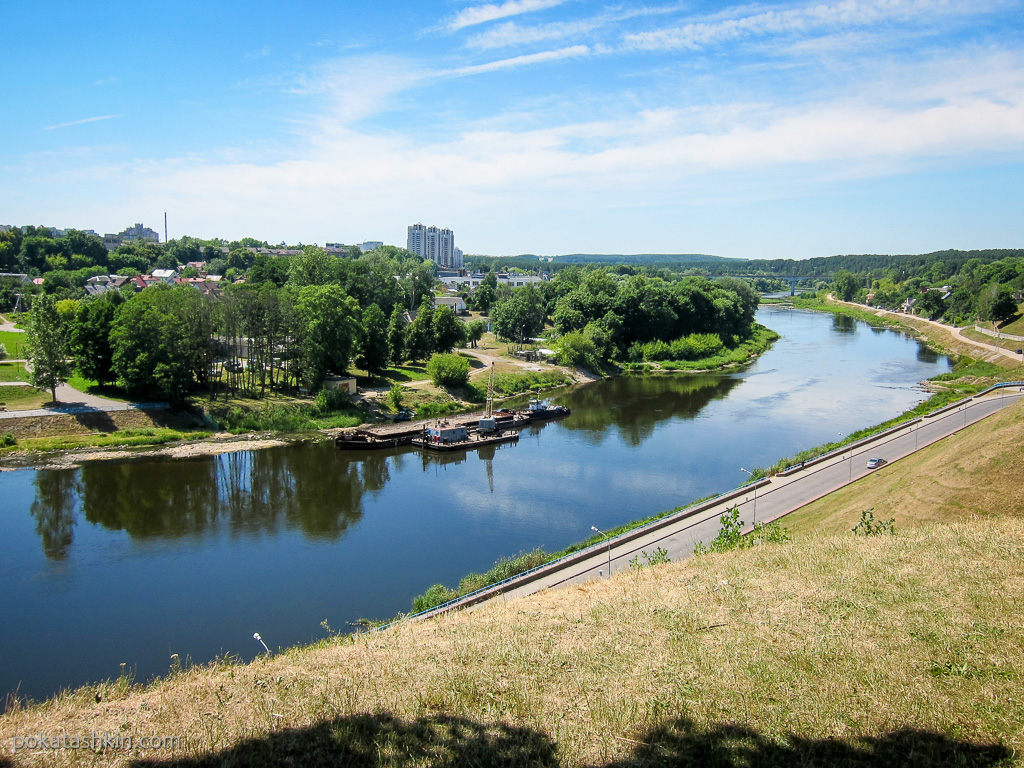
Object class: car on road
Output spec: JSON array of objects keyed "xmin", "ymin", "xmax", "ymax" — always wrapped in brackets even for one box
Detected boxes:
[{"xmin": 865, "ymin": 457, "xmax": 885, "ymax": 469}]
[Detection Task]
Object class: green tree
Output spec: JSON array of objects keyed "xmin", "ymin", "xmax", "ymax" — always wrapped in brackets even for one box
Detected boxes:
[
  {"xmin": 405, "ymin": 297, "xmax": 435, "ymax": 362},
  {"xmin": 289, "ymin": 245, "xmax": 335, "ymax": 287},
  {"xmin": 491, "ymin": 286, "xmax": 545, "ymax": 344},
  {"xmin": 357, "ymin": 303, "xmax": 390, "ymax": 375},
  {"xmin": 25, "ymin": 293, "xmax": 73, "ymax": 402},
  {"xmin": 473, "ymin": 271, "xmax": 498, "ymax": 314},
  {"xmin": 387, "ymin": 305, "xmax": 406, "ymax": 365},
  {"xmin": 432, "ymin": 305, "xmax": 465, "ymax": 353},
  {"xmin": 293, "ymin": 284, "xmax": 360, "ymax": 391},
  {"xmin": 72, "ymin": 293, "xmax": 123, "ymax": 385},
  {"xmin": 465, "ymin": 319, "xmax": 486, "ymax": 348},
  {"xmin": 989, "ymin": 289, "xmax": 1018, "ymax": 324},
  {"xmin": 832, "ymin": 270, "xmax": 861, "ymax": 302},
  {"xmin": 427, "ymin": 352, "xmax": 470, "ymax": 387}
]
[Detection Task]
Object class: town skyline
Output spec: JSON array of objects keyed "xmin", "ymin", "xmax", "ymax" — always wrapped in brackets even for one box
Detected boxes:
[{"xmin": 3, "ymin": 0, "xmax": 1023, "ymax": 260}]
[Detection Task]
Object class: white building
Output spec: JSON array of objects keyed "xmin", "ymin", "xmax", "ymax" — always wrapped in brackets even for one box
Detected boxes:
[
  {"xmin": 407, "ymin": 223, "xmax": 462, "ymax": 269},
  {"xmin": 359, "ymin": 241, "xmax": 384, "ymax": 252}
]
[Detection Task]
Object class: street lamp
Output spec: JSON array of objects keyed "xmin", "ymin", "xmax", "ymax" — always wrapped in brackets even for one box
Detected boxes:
[
  {"xmin": 740, "ymin": 467, "xmax": 757, "ymax": 526},
  {"xmin": 838, "ymin": 433, "xmax": 852, "ymax": 481},
  {"xmin": 591, "ymin": 526, "xmax": 611, "ymax": 578}
]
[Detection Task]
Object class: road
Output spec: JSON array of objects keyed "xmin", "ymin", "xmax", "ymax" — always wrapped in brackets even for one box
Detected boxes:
[{"xmin": 439, "ymin": 389, "xmax": 1023, "ymax": 613}]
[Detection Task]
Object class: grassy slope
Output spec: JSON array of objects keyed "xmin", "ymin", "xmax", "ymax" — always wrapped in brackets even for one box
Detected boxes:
[{"xmin": 2, "ymin": 407, "xmax": 1023, "ymax": 765}]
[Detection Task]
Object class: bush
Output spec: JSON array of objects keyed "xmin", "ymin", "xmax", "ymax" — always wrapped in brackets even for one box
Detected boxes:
[
  {"xmin": 0, "ymin": 343, "xmax": 7, "ymax": 362},
  {"xmin": 427, "ymin": 353, "xmax": 471, "ymax": 387},
  {"xmin": 411, "ymin": 583, "xmax": 458, "ymax": 614},
  {"xmin": 0, "ymin": 432, "xmax": 16, "ymax": 447}
]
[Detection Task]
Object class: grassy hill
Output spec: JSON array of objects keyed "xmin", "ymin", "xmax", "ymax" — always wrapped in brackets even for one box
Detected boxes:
[{"xmin": 2, "ymin": 406, "xmax": 1022, "ymax": 766}]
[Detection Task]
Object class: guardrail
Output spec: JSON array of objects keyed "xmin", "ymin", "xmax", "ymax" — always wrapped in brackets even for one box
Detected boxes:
[{"xmin": 384, "ymin": 476, "xmax": 772, "ymax": 628}]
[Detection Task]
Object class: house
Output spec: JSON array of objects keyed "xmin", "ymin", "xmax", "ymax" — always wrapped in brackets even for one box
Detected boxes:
[{"xmin": 433, "ymin": 295, "xmax": 467, "ymax": 314}]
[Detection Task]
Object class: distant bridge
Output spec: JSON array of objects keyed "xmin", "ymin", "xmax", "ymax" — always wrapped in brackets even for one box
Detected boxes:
[{"xmin": 708, "ymin": 274, "xmax": 824, "ymax": 295}]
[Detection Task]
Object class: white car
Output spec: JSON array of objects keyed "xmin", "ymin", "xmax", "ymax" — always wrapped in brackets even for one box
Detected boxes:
[{"xmin": 865, "ymin": 457, "xmax": 884, "ymax": 469}]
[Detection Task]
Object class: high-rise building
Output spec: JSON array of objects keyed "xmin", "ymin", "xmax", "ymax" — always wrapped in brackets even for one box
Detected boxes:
[{"xmin": 407, "ymin": 223, "xmax": 462, "ymax": 269}]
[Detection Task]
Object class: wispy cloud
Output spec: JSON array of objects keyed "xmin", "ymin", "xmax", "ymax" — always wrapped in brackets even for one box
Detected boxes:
[
  {"xmin": 448, "ymin": 0, "xmax": 564, "ymax": 32},
  {"xmin": 43, "ymin": 114, "xmax": 123, "ymax": 131},
  {"xmin": 91, "ymin": 76, "xmax": 118, "ymax": 87},
  {"xmin": 625, "ymin": 0, "xmax": 987, "ymax": 51},
  {"xmin": 466, "ymin": 19, "xmax": 601, "ymax": 49},
  {"xmin": 445, "ymin": 45, "xmax": 590, "ymax": 76}
]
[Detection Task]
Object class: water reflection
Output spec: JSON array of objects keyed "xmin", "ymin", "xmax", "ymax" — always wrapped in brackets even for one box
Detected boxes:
[
  {"xmin": 559, "ymin": 375, "xmax": 740, "ymax": 446},
  {"xmin": 832, "ymin": 315, "xmax": 857, "ymax": 333},
  {"xmin": 33, "ymin": 446, "xmax": 390, "ymax": 554},
  {"xmin": 30, "ymin": 469, "xmax": 79, "ymax": 560}
]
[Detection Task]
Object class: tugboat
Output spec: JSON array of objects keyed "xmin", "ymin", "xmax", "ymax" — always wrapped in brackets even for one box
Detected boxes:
[{"xmin": 526, "ymin": 397, "xmax": 571, "ymax": 421}]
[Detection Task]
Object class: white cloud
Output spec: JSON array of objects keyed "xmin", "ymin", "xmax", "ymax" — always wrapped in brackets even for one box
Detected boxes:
[
  {"xmin": 43, "ymin": 115, "xmax": 123, "ymax": 131},
  {"xmin": 445, "ymin": 45, "xmax": 591, "ymax": 76},
  {"xmin": 625, "ymin": 0, "xmax": 991, "ymax": 51},
  {"xmin": 466, "ymin": 19, "xmax": 601, "ymax": 49},
  {"xmin": 447, "ymin": 0, "xmax": 565, "ymax": 32}
]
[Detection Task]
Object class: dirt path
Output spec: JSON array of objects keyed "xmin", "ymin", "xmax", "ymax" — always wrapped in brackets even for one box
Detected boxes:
[{"xmin": 829, "ymin": 298, "xmax": 1024, "ymax": 366}]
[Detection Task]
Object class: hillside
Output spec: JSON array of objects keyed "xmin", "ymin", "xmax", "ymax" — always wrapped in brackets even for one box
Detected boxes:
[{"xmin": 1, "ymin": 407, "xmax": 1022, "ymax": 766}]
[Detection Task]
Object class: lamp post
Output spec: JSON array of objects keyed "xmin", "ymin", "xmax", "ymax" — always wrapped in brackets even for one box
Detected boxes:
[
  {"xmin": 740, "ymin": 467, "xmax": 757, "ymax": 526},
  {"xmin": 591, "ymin": 526, "xmax": 611, "ymax": 578}
]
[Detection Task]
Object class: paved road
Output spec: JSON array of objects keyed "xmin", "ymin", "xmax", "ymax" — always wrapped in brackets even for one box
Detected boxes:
[{"xmin": 451, "ymin": 389, "xmax": 1023, "ymax": 611}]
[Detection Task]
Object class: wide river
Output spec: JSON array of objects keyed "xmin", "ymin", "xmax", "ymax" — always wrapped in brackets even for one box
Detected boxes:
[{"xmin": 0, "ymin": 307, "xmax": 951, "ymax": 701}]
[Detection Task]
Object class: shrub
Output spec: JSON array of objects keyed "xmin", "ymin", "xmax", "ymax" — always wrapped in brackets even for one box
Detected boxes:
[
  {"xmin": 426, "ymin": 353, "xmax": 471, "ymax": 387},
  {"xmin": 386, "ymin": 383, "xmax": 404, "ymax": 411},
  {"xmin": 852, "ymin": 508, "xmax": 896, "ymax": 536},
  {"xmin": 0, "ymin": 432, "xmax": 16, "ymax": 447},
  {"xmin": 0, "ymin": 343, "xmax": 7, "ymax": 362},
  {"xmin": 411, "ymin": 583, "xmax": 458, "ymax": 614}
]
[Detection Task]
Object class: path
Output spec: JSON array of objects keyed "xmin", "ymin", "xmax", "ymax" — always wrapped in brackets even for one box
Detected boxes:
[
  {"xmin": 418, "ymin": 388, "xmax": 1023, "ymax": 619},
  {"xmin": 830, "ymin": 298, "xmax": 1023, "ymax": 364}
]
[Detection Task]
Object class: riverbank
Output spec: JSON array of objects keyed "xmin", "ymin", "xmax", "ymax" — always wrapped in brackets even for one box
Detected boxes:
[{"xmin": 3, "ymin": 404, "xmax": 1021, "ymax": 764}]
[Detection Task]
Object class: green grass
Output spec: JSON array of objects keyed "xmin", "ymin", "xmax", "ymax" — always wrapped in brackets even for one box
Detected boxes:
[
  {"xmin": 0, "ymin": 384, "xmax": 49, "ymax": 410},
  {"xmin": 0, "ymin": 361, "xmax": 28, "ymax": 382},
  {"xmin": 0, "ymin": 429, "xmax": 213, "ymax": 454},
  {"xmin": 492, "ymin": 370, "xmax": 571, "ymax": 396},
  {"xmin": 0, "ymin": 330, "xmax": 28, "ymax": 358},
  {"xmin": 622, "ymin": 325, "xmax": 780, "ymax": 373}
]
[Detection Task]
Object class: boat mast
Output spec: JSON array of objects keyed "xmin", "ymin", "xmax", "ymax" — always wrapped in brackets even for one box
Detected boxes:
[{"xmin": 486, "ymin": 362, "xmax": 495, "ymax": 418}]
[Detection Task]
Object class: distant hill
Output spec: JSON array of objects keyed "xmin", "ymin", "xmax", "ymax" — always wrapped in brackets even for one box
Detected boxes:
[{"xmin": 550, "ymin": 253, "xmax": 739, "ymax": 265}]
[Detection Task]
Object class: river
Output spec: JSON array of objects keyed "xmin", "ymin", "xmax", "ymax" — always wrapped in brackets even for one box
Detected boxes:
[{"xmin": 0, "ymin": 307, "xmax": 951, "ymax": 701}]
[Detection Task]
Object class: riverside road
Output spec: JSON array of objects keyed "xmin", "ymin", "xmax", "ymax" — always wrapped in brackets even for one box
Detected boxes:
[{"xmin": 449, "ymin": 388, "xmax": 1023, "ymax": 612}]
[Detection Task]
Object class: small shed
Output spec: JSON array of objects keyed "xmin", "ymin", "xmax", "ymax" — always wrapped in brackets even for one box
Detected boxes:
[{"xmin": 324, "ymin": 376, "xmax": 357, "ymax": 395}]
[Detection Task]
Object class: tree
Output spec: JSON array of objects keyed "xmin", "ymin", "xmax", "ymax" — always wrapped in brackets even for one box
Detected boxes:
[
  {"xmin": 491, "ymin": 286, "xmax": 545, "ymax": 344},
  {"xmin": 432, "ymin": 305, "xmax": 465, "ymax": 353},
  {"xmin": 473, "ymin": 271, "xmax": 498, "ymax": 314},
  {"xmin": 832, "ymin": 270, "xmax": 861, "ymax": 302},
  {"xmin": 426, "ymin": 353, "xmax": 470, "ymax": 387},
  {"xmin": 25, "ymin": 294, "xmax": 73, "ymax": 402},
  {"xmin": 72, "ymin": 293, "xmax": 122, "ymax": 385},
  {"xmin": 989, "ymin": 289, "xmax": 1018, "ymax": 324},
  {"xmin": 387, "ymin": 305, "xmax": 406, "ymax": 365},
  {"xmin": 357, "ymin": 303, "xmax": 390, "ymax": 375},
  {"xmin": 465, "ymin": 319, "xmax": 486, "ymax": 348},
  {"xmin": 293, "ymin": 284, "xmax": 360, "ymax": 391},
  {"xmin": 289, "ymin": 245, "xmax": 335, "ymax": 287},
  {"xmin": 405, "ymin": 297, "xmax": 435, "ymax": 362}
]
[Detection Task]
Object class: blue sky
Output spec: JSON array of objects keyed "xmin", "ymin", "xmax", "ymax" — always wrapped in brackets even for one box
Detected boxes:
[{"xmin": 2, "ymin": 0, "xmax": 1023, "ymax": 259}]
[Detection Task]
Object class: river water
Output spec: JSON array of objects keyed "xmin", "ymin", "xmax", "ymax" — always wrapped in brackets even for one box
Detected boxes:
[{"xmin": 0, "ymin": 307, "xmax": 951, "ymax": 701}]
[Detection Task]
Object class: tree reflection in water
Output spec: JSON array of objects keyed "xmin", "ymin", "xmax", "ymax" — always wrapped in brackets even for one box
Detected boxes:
[
  {"xmin": 31, "ymin": 444, "xmax": 397, "ymax": 555},
  {"xmin": 29, "ymin": 469, "xmax": 80, "ymax": 560}
]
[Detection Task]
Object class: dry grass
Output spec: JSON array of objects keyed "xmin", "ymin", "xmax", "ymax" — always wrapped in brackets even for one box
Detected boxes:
[
  {"xmin": 785, "ymin": 398, "xmax": 1024, "ymax": 536},
  {"xmin": 2, "ymin": 516, "xmax": 1022, "ymax": 765}
]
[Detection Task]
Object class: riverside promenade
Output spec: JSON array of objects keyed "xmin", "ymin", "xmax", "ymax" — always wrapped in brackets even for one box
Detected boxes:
[{"xmin": 421, "ymin": 387, "xmax": 1023, "ymax": 617}]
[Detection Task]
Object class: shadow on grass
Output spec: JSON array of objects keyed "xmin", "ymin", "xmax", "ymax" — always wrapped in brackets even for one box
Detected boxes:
[
  {"xmin": 598, "ymin": 716, "xmax": 1013, "ymax": 768},
  {"xmin": 129, "ymin": 712, "xmax": 1012, "ymax": 768},
  {"xmin": 132, "ymin": 713, "xmax": 557, "ymax": 767}
]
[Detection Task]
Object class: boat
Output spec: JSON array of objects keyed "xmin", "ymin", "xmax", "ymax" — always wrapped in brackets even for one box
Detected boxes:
[
  {"xmin": 525, "ymin": 397, "xmax": 571, "ymax": 420},
  {"xmin": 335, "ymin": 431, "xmax": 413, "ymax": 450},
  {"xmin": 412, "ymin": 422, "xmax": 520, "ymax": 452}
]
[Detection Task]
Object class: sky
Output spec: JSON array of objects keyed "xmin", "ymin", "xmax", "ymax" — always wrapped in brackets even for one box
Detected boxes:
[{"xmin": 2, "ymin": 0, "xmax": 1023, "ymax": 260}]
